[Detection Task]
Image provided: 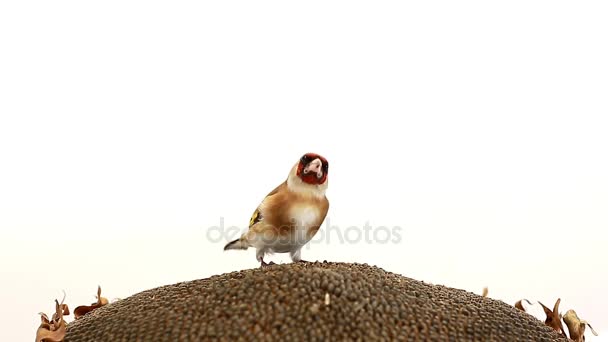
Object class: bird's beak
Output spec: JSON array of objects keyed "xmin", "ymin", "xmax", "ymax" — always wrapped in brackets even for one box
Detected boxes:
[{"xmin": 303, "ymin": 158, "xmax": 323, "ymax": 178}]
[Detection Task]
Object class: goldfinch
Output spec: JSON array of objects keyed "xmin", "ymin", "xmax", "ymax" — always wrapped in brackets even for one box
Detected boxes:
[{"xmin": 224, "ymin": 153, "xmax": 330, "ymax": 267}]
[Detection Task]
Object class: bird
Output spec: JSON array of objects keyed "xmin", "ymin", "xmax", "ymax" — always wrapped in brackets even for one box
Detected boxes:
[{"xmin": 224, "ymin": 153, "xmax": 330, "ymax": 267}]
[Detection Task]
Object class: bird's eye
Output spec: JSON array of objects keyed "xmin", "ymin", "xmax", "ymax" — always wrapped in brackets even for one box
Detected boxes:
[
  {"xmin": 322, "ymin": 163, "xmax": 329, "ymax": 172},
  {"xmin": 300, "ymin": 155, "xmax": 309, "ymax": 164}
]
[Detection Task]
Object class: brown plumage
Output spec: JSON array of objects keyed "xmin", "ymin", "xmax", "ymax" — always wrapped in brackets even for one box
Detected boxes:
[{"xmin": 224, "ymin": 153, "xmax": 330, "ymax": 266}]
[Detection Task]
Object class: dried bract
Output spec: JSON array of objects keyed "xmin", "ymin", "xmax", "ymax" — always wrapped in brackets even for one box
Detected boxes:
[
  {"xmin": 538, "ymin": 298, "xmax": 566, "ymax": 337},
  {"xmin": 514, "ymin": 299, "xmax": 532, "ymax": 312},
  {"xmin": 36, "ymin": 299, "xmax": 68, "ymax": 342},
  {"xmin": 563, "ymin": 309, "xmax": 598, "ymax": 342},
  {"xmin": 74, "ymin": 286, "xmax": 109, "ymax": 319}
]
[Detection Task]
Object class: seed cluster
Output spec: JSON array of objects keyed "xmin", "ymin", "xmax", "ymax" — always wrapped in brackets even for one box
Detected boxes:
[{"xmin": 65, "ymin": 262, "xmax": 568, "ymax": 341}]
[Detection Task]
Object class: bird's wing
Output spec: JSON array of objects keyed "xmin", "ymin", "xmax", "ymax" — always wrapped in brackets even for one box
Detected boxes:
[
  {"xmin": 248, "ymin": 208, "xmax": 262, "ymax": 228},
  {"xmin": 248, "ymin": 182, "xmax": 285, "ymax": 229}
]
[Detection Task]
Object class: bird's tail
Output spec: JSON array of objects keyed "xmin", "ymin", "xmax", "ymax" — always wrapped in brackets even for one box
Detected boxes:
[{"xmin": 223, "ymin": 238, "xmax": 249, "ymax": 251}]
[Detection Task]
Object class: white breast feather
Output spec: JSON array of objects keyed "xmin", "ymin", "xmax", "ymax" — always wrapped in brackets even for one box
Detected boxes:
[{"xmin": 291, "ymin": 205, "xmax": 319, "ymax": 243}]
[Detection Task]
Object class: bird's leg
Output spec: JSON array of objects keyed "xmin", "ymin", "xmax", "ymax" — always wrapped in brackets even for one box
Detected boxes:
[
  {"xmin": 289, "ymin": 249, "xmax": 308, "ymax": 263},
  {"xmin": 257, "ymin": 249, "xmax": 273, "ymax": 267}
]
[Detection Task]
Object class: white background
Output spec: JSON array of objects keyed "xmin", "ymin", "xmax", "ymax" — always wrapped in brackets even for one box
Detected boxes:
[{"xmin": 1, "ymin": 1, "xmax": 607, "ymax": 341}]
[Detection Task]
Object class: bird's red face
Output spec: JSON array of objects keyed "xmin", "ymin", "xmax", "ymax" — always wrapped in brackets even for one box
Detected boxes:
[{"xmin": 296, "ymin": 153, "xmax": 329, "ymax": 185}]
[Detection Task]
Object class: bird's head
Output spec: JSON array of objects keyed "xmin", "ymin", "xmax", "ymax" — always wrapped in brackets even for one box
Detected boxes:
[
  {"xmin": 287, "ymin": 153, "xmax": 329, "ymax": 197},
  {"xmin": 295, "ymin": 153, "xmax": 329, "ymax": 185}
]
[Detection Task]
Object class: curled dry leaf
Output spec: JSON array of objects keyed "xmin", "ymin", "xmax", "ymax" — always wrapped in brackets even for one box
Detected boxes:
[
  {"xmin": 538, "ymin": 298, "xmax": 567, "ymax": 337},
  {"xmin": 514, "ymin": 299, "xmax": 532, "ymax": 311},
  {"xmin": 36, "ymin": 299, "xmax": 68, "ymax": 342},
  {"xmin": 563, "ymin": 309, "xmax": 599, "ymax": 342},
  {"xmin": 74, "ymin": 286, "xmax": 109, "ymax": 319},
  {"xmin": 56, "ymin": 291, "xmax": 70, "ymax": 317}
]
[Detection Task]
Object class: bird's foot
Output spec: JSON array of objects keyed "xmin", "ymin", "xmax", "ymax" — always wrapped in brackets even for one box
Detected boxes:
[
  {"xmin": 296, "ymin": 259, "xmax": 309, "ymax": 263},
  {"xmin": 260, "ymin": 260, "xmax": 276, "ymax": 267}
]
